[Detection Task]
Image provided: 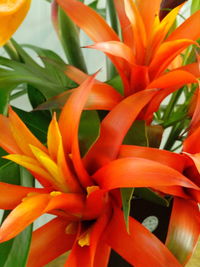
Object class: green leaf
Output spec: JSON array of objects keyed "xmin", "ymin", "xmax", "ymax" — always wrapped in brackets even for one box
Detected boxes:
[
  {"xmin": 0, "ymin": 58, "xmax": 64, "ymax": 98},
  {"xmin": 0, "ymin": 88, "xmax": 10, "ymax": 115},
  {"xmin": 134, "ymin": 188, "xmax": 170, "ymax": 207},
  {"xmin": 121, "ymin": 188, "xmax": 134, "ymax": 233},
  {"xmin": 89, "ymin": 1, "xmax": 106, "ymax": 18},
  {"xmin": 191, "ymin": 0, "xmax": 200, "ymax": 14},
  {"xmin": 123, "ymin": 120, "xmax": 149, "ymax": 147},
  {"xmin": 107, "ymin": 75, "xmax": 123, "ymax": 95},
  {"xmin": 3, "ymin": 225, "xmax": 33, "ymax": 267},
  {"xmin": 79, "ymin": 111, "xmax": 100, "ymax": 156},
  {"xmin": 146, "ymin": 125, "xmax": 163, "ymax": 148},
  {"xmin": 23, "ymin": 45, "xmax": 69, "ymax": 87},
  {"xmin": 58, "ymin": 7, "xmax": 87, "ymax": 72}
]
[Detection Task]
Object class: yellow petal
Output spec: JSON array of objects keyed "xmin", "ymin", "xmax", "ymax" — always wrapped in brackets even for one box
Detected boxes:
[
  {"xmin": 78, "ymin": 231, "xmax": 90, "ymax": 247},
  {"xmin": 0, "ymin": 0, "xmax": 31, "ymax": 46},
  {"xmin": 47, "ymin": 113, "xmax": 62, "ymax": 161},
  {"xmin": 30, "ymin": 145, "xmax": 70, "ymax": 192},
  {"xmin": 4, "ymin": 154, "xmax": 53, "ymax": 185}
]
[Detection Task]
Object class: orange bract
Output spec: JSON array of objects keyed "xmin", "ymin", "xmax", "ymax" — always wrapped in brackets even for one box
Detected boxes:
[{"xmin": 0, "ymin": 73, "xmax": 199, "ymax": 266}]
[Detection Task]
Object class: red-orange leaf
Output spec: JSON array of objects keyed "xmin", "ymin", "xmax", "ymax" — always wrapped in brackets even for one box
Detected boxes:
[
  {"xmin": 105, "ymin": 207, "xmax": 182, "ymax": 267},
  {"xmin": 84, "ymin": 89, "xmax": 157, "ymax": 173},
  {"xmin": 166, "ymin": 198, "xmax": 200, "ymax": 265},
  {"xmin": 27, "ymin": 218, "xmax": 76, "ymax": 267}
]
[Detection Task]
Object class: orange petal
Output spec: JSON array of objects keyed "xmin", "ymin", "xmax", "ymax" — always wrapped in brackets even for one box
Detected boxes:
[
  {"xmin": 57, "ymin": 142, "xmax": 82, "ymax": 193},
  {"xmin": 149, "ymin": 39, "xmax": 197, "ymax": 78},
  {"xmin": 45, "ymin": 192, "xmax": 85, "ymax": 215},
  {"xmin": 65, "ymin": 206, "xmax": 111, "ymax": 267},
  {"xmin": 148, "ymin": 5, "xmax": 182, "ymax": 62},
  {"xmin": 183, "ymin": 126, "xmax": 200, "ymax": 154},
  {"xmin": 30, "ymin": 145, "xmax": 70, "ymax": 192},
  {"xmin": 135, "ymin": 0, "xmax": 161, "ymax": 37},
  {"xmin": 166, "ymin": 10, "xmax": 200, "ymax": 42},
  {"xmin": 0, "ymin": 182, "xmax": 49, "ymax": 210},
  {"xmin": 59, "ymin": 75, "xmax": 96, "ymax": 187},
  {"xmin": 124, "ymin": 0, "xmax": 147, "ymax": 64},
  {"xmin": 57, "ymin": 0, "xmax": 119, "ymax": 42},
  {"xmin": 37, "ymin": 83, "xmax": 122, "ymax": 111},
  {"xmin": 0, "ymin": 193, "xmax": 51, "ymax": 242},
  {"xmin": 105, "ymin": 207, "xmax": 182, "ymax": 267},
  {"xmin": 8, "ymin": 107, "xmax": 48, "ymax": 157},
  {"xmin": 27, "ymin": 218, "xmax": 76, "ymax": 267},
  {"xmin": 113, "ymin": 0, "xmax": 133, "ymax": 47},
  {"xmin": 119, "ymin": 145, "xmax": 186, "ymax": 172},
  {"xmin": 93, "ymin": 157, "xmax": 198, "ymax": 191},
  {"xmin": 166, "ymin": 198, "xmax": 200, "ymax": 265},
  {"xmin": 177, "ymin": 62, "xmax": 200, "ymax": 79},
  {"xmin": 93, "ymin": 240, "xmax": 111, "ymax": 267},
  {"xmin": 0, "ymin": 0, "xmax": 31, "ymax": 46},
  {"xmin": 0, "ymin": 115, "xmax": 21, "ymax": 154},
  {"xmin": 84, "ymin": 89, "xmax": 157, "ymax": 173},
  {"xmin": 87, "ymin": 41, "xmax": 135, "ymax": 65},
  {"xmin": 47, "ymin": 113, "xmax": 62, "ymax": 161},
  {"xmin": 148, "ymin": 70, "xmax": 197, "ymax": 89}
]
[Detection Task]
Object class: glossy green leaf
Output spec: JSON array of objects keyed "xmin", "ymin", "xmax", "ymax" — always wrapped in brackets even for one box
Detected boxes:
[
  {"xmin": 0, "ymin": 88, "xmax": 10, "ymax": 115},
  {"xmin": 23, "ymin": 44, "xmax": 70, "ymax": 87},
  {"xmin": 79, "ymin": 110, "xmax": 100, "ymax": 156},
  {"xmin": 134, "ymin": 188, "xmax": 170, "ymax": 207},
  {"xmin": 121, "ymin": 188, "xmax": 134, "ymax": 233},
  {"xmin": 89, "ymin": 0, "xmax": 106, "ymax": 18},
  {"xmin": 3, "ymin": 225, "xmax": 33, "ymax": 267},
  {"xmin": 58, "ymin": 7, "xmax": 87, "ymax": 72},
  {"xmin": 123, "ymin": 120, "xmax": 149, "ymax": 146},
  {"xmin": 0, "ymin": 58, "xmax": 64, "ymax": 98},
  {"xmin": 146, "ymin": 125, "xmax": 163, "ymax": 148},
  {"xmin": 107, "ymin": 75, "xmax": 123, "ymax": 95},
  {"xmin": 191, "ymin": 0, "xmax": 200, "ymax": 14}
]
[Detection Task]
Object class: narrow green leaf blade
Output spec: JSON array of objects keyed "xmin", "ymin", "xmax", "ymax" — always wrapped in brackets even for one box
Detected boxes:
[
  {"xmin": 123, "ymin": 120, "xmax": 149, "ymax": 147},
  {"xmin": 58, "ymin": 7, "xmax": 87, "ymax": 72},
  {"xmin": 191, "ymin": 0, "xmax": 200, "ymax": 14},
  {"xmin": 79, "ymin": 111, "xmax": 100, "ymax": 156},
  {"xmin": 121, "ymin": 188, "xmax": 134, "ymax": 233}
]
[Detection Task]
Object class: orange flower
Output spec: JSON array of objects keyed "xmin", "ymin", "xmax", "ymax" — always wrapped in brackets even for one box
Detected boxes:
[
  {"xmin": 0, "ymin": 75, "xmax": 198, "ymax": 266},
  {"xmin": 42, "ymin": 0, "xmax": 199, "ymax": 123},
  {"xmin": 57, "ymin": 0, "xmax": 200, "ymax": 94},
  {"xmin": 0, "ymin": 0, "xmax": 31, "ymax": 46}
]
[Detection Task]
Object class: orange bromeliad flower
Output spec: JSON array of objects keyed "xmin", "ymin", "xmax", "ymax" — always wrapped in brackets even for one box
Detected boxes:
[
  {"xmin": 0, "ymin": 75, "xmax": 199, "ymax": 266},
  {"xmin": 44, "ymin": 0, "xmax": 200, "ymax": 122},
  {"xmin": 0, "ymin": 0, "xmax": 31, "ymax": 46}
]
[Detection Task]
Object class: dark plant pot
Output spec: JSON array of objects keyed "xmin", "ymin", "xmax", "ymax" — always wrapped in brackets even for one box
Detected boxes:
[{"xmin": 108, "ymin": 198, "xmax": 173, "ymax": 267}]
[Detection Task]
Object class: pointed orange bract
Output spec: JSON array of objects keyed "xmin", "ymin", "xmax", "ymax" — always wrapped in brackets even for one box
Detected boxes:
[
  {"xmin": 57, "ymin": 0, "xmax": 119, "ymax": 43},
  {"xmin": 84, "ymin": 89, "xmax": 157, "ymax": 173},
  {"xmin": 105, "ymin": 207, "xmax": 182, "ymax": 267},
  {"xmin": 166, "ymin": 198, "xmax": 200, "ymax": 265},
  {"xmin": 27, "ymin": 218, "xmax": 76, "ymax": 267},
  {"xmin": 93, "ymin": 157, "xmax": 198, "ymax": 192}
]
